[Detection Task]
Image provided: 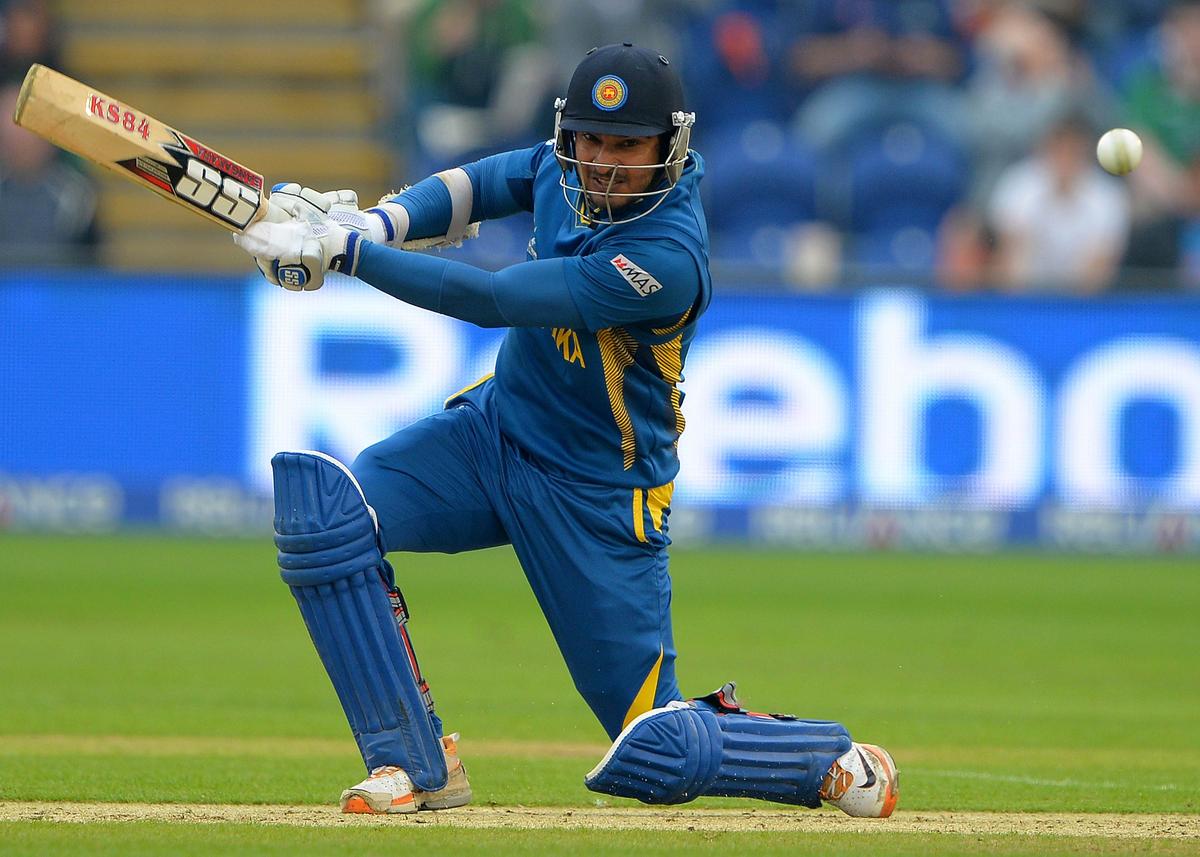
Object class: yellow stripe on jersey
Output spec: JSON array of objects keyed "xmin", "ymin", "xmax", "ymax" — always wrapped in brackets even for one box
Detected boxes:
[
  {"xmin": 443, "ymin": 372, "xmax": 494, "ymax": 408},
  {"xmin": 597, "ymin": 328, "xmax": 638, "ymax": 470},
  {"xmin": 651, "ymin": 310, "xmax": 691, "ymax": 337},
  {"xmin": 622, "ymin": 646, "xmax": 665, "ymax": 729},
  {"xmin": 647, "ymin": 482, "xmax": 674, "ymax": 531},
  {"xmin": 650, "ymin": 335, "xmax": 686, "ymax": 439},
  {"xmin": 632, "ymin": 488, "xmax": 647, "ymax": 543}
]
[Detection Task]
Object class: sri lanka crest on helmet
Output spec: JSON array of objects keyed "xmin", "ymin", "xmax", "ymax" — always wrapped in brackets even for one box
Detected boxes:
[{"xmin": 592, "ymin": 76, "xmax": 627, "ymax": 111}]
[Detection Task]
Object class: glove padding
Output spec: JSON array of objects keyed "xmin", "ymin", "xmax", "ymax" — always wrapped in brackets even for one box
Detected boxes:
[
  {"xmin": 233, "ymin": 214, "xmax": 359, "ymax": 291},
  {"xmin": 233, "ymin": 182, "xmax": 383, "ymax": 289},
  {"xmin": 236, "ymin": 180, "xmax": 483, "ymax": 289},
  {"xmin": 266, "ymin": 181, "xmax": 482, "ymax": 250},
  {"xmin": 268, "ymin": 182, "xmax": 353, "ymax": 219},
  {"xmin": 269, "ymin": 182, "xmax": 392, "ymax": 244}
]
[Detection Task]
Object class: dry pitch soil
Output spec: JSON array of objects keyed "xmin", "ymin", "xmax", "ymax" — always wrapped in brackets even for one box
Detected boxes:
[
  {"xmin": 2, "ymin": 739, "xmax": 1196, "ymax": 839},
  {"xmin": 1, "ymin": 802, "xmax": 1197, "ymax": 839}
]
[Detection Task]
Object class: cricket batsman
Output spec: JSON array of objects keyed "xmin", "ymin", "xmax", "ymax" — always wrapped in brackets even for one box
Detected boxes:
[{"xmin": 234, "ymin": 43, "xmax": 898, "ymax": 817}]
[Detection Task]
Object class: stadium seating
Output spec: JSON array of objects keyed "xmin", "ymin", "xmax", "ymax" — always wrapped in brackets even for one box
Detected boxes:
[
  {"xmin": 701, "ymin": 123, "xmax": 818, "ymax": 268},
  {"xmin": 53, "ymin": 0, "xmax": 392, "ymax": 271},
  {"xmin": 844, "ymin": 122, "xmax": 967, "ymax": 273}
]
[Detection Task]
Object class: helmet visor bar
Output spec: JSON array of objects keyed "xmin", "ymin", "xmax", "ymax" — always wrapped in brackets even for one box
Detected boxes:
[
  {"xmin": 556, "ymin": 149, "xmax": 688, "ymax": 224},
  {"xmin": 553, "ymin": 102, "xmax": 694, "ymax": 225}
]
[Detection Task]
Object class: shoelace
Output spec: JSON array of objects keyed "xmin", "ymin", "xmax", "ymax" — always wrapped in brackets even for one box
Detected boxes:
[{"xmin": 367, "ymin": 766, "xmax": 403, "ymax": 780}]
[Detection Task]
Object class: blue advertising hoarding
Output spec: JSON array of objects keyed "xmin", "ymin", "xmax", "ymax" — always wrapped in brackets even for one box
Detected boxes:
[{"xmin": 2, "ymin": 270, "xmax": 1198, "ymax": 551}]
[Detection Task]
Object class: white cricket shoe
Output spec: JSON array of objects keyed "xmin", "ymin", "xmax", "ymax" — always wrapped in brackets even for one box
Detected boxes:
[
  {"xmin": 819, "ymin": 742, "xmax": 899, "ymax": 818},
  {"xmin": 340, "ymin": 733, "xmax": 472, "ymax": 814}
]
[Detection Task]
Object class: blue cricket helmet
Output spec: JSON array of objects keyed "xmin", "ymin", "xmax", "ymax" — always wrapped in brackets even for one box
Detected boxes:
[{"xmin": 553, "ymin": 43, "xmax": 696, "ymax": 223}]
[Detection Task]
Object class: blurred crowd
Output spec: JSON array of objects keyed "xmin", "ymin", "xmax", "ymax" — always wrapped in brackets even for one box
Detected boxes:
[
  {"xmin": 6, "ymin": 0, "xmax": 1200, "ymax": 294},
  {"xmin": 0, "ymin": 0, "xmax": 97, "ymax": 267},
  {"xmin": 402, "ymin": 0, "xmax": 1200, "ymax": 294}
]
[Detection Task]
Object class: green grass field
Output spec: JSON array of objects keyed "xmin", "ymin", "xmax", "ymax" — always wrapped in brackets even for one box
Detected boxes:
[{"xmin": 1, "ymin": 534, "xmax": 1197, "ymax": 854}]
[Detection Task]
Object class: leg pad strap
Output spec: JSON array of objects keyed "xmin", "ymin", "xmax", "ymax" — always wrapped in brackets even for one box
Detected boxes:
[{"xmin": 585, "ymin": 686, "xmax": 851, "ymax": 807}]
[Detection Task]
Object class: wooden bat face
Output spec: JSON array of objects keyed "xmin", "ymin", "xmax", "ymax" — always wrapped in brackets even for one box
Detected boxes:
[{"xmin": 13, "ymin": 64, "xmax": 268, "ymax": 233}]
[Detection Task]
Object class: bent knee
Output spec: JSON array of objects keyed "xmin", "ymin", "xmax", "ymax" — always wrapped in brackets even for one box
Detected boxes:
[
  {"xmin": 573, "ymin": 657, "xmax": 679, "ymax": 739},
  {"xmin": 350, "ymin": 442, "xmax": 391, "ymax": 486}
]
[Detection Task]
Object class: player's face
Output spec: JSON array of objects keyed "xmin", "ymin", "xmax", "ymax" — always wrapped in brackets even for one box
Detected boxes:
[{"xmin": 574, "ymin": 131, "xmax": 661, "ymax": 210}]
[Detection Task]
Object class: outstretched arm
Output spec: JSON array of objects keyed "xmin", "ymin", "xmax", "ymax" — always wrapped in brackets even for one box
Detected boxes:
[
  {"xmin": 353, "ymin": 234, "xmax": 699, "ymax": 331},
  {"xmin": 357, "ymin": 243, "xmax": 584, "ymax": 328},
  {"xmin": 236, "ymin": 145, "xmax": 550, "ymax": 290},
  {"xmin": 377, "ymin": 143, "xmax": 544, "ymax": 244},
  {"xmin": 258, "ymin": 144, "xmax": 546, "ymax": 250},
  {"xmin": 235, "ymin": 212, "xmax": 698, "ymax": 329}
]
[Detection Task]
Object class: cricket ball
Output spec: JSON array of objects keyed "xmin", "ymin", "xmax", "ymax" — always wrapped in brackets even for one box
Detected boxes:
[{"xmin": 1096, "ymin": 128, "xmax": 1143, "ymax": 176}]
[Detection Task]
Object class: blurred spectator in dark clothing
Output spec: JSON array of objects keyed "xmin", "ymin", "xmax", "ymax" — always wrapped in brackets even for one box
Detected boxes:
[
  {"xmin": 545, "ymin": 0, "xmax": 689, "ymax": 86},
  {"xmin": 789, "ymin": 0, "xmax": 969, "ymax": 155},
  {"xmin": 962, "ymin": 3, "xmax": 1112, "ymax": 209},
  {"xmin": 0, "ymin": 0, "xmax": 59, "ymax": 83},
  {"xmin": 1118, "ymin": 0, "xmax": 1200, "ymax": 283},
  {"xmin": 1175, "ymin": 155, "xmax": 1200, "ymax": 289},
  {"xmin": 678, "ymin": 1, "xmax": 811, "ymax": 139},
  {"xmin": 0, "ymin": 82, "xmax": 98, "ymax": 266},
  {"xmin": 987, "ymin": 112, "xmax": 1130, "ymax": 293},
  {"xmin": 1083, "ymin": 0, "xmax": 1173, "ymax": 86},
  {"xmin": 1122, "ymin": 150, "xmax": 1200, "ymax": 289},
  {"xmin": 1122, "ymin": 0, "xmax": 1200, "ymax": 194},
  {"xmin": 405, "ymin": 0, "xmax": 553, "ymax": 166}
]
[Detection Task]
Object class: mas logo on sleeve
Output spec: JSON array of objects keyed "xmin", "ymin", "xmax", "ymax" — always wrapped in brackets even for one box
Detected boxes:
[{"xmin": 610, "ymin": 254, "xmax": 663, "ymax": 297}]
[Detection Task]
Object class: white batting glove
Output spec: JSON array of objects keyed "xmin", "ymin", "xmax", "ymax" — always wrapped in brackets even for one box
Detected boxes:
[
  {"xmin": 262, "ymin": 181, "xmax": 483, "ymax": 251},
  {"xmin": 268, "ymin": 182, "xmax": 391, "ymax": 244},
  {"xmin": 273, "ymin": 182, "xmax": 484, "ymax": 249},
  {"xmin": 233, "ymin": 213, "xmax": 363, "ymax": 291},
  {"xmin": 237, "ymin": 180, "xmax": 379, "ymax": 286}
]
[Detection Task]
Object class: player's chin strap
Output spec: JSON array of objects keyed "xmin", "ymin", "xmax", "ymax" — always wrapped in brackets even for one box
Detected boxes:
[
  {"xmin": 552, "ymin": 99, "xmax": 695, "ymax": 226},
  {"xmin": 584, "ymin": 682, "xmax": 850, "ymax": 806}
]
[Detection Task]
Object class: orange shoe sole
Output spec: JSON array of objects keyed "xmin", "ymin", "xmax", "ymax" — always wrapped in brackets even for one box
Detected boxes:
[
  {"xmin": 860, "ymin": 744, "xmax": 899, "ymax": 818},
  {"xmin": 341, "ymin": 792, "xmax": 417, "ymax": 814},
  {"xmin": 341, "ymin": 795, "xmax": 377, "ymax": 814}
]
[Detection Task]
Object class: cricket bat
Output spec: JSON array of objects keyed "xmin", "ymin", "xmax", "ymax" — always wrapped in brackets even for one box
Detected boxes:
[{"xmin": 13, "ymin": 64, "xmax": 269, "ymax": 233}]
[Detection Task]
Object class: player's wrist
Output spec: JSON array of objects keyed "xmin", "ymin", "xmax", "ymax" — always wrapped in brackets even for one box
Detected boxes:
[
  {"xmin": 365, "ymin": 201, "xmax": 410, "ymax": 246},
  {"xmin": 363, "ymin": 210, "xmax": 392, "ymax": 245},
  {"xmin": 329, "ymin": 226, "xmax": 366, "ymax": 277},
  {"xmin": 324, "ymin": 205, "xmax": 392, "ymax": 245}
]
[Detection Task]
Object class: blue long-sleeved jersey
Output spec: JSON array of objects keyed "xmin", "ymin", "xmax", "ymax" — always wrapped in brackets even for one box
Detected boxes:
[{"xmin": 353, "ymin": 141, "xmax": 712, "ymax": 488}]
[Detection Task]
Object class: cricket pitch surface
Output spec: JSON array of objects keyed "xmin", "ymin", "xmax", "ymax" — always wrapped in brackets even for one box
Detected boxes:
[{"xmin": 2, "ymin": 802, "xmax": 1197, "ymax": 839}]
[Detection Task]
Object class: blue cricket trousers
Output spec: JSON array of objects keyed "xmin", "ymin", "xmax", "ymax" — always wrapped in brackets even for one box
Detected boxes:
[{"xmin": 351, "ymin": 385, "xmax": 681, "ymax": 739}]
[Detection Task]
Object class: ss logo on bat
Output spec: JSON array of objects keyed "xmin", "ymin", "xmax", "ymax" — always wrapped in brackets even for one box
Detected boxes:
[{"xmin": 173, "ymin": 158, "xmax": 260, "ymax": 229}]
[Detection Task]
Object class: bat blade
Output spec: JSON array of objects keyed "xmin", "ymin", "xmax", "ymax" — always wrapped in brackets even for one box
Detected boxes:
[{"xmin": 14, "ymin": 64, "xmax": 268, "ymax": 233}]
